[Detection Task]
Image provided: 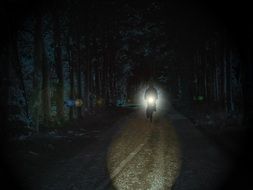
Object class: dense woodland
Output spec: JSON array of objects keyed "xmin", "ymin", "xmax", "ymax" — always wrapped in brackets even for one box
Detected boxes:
[{"xmin": 0, "ymin": 1, "xmax": 251, "ymax": 134}]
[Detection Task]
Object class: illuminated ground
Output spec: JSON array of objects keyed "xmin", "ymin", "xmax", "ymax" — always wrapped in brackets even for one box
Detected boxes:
[
  {"xmin": 105, "ymin": 111, "xmax": 181, "ymax": 190},
  {"xmin": 20, "ymin": 107, "xmax": 231, "ymax": 190}
]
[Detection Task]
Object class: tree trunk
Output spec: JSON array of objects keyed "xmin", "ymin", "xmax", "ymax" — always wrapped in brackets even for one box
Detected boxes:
[
  {"xmin": 53, "ymin": 12, "xmax": 64, "ymax": 120},
  {"xmin": 12, "ymin": 31, "xmax": 30, "ymax": 122},
  {"xmin": 83, "ymin": 45, "xmax": 90, "ymax": 110},
  {"xmin": 41, "ymin": 38, "xmax": 51, "ymax": 125},
  {"xmin": 76, "ymin": 33, "xmax": 82, "ymax": 117},
  {"xmin": 0, "ymin": 21, "xmax": 11, "ymax": 134},
  {"xmin": 229, "ymin": 50, "xmax": 234, "ymax": 112},
  {"xmin": 223, "ymin": 45, "xmax": 228, "ymax": 112},
  {"xmin": 68, "ymin": 37, "xmax": 74, "ymax": 120},
  {"xmin": 33, "ymin": 14, "xmax": 43, "ymax": 132}
]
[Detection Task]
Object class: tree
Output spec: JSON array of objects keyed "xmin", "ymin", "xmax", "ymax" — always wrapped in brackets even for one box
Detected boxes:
[
  {"xmin": 32, "ymin": 14, "xmax": 43, "ymax": 132},
  {"xmin": 41, "ymin": 32, "xmax": 51, "ymax": 125},
  {"xmin": 53, "ymin": 11, "xmax": 64, "ymax": 121},
  {"xmin": 67, "ymin": 36, "xmax": 75, "ymax": 119}
]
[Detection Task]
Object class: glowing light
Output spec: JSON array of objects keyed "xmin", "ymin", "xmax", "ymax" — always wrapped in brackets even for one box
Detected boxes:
[
  {"xmin": 75, "ymin": 99, "xmax": 83, "ymax": 107},
  {"xmin": 148, "ymin": 96, "xmax": 154, "ymax": 104},
  {"xmin": 133, "ymin": 83, "xmax": 171, "ymax": 113}
]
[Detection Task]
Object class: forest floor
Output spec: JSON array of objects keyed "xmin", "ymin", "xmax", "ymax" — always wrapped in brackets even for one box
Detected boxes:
[{"xmin": 173, "ymin": 100, "xmax": 246, "ymax": 158}]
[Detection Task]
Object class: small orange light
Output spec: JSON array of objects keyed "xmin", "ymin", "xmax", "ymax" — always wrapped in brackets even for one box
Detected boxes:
[{"xmin": 75, "ymin": 99, "xmax": 83, "ymax": 107}]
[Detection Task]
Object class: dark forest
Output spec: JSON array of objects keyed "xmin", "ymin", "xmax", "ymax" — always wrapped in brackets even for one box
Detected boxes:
[{"xmin": 0, "ymin": 0, "xmax": 252, "ymax": 190}]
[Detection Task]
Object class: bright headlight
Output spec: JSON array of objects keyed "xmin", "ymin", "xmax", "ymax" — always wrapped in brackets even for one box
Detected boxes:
[{"xmin": 148, "ymin": 97, "xmax": 154, "ymax": 104}]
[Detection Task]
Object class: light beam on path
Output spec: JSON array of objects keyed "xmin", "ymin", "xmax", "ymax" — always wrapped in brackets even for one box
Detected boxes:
[{"xmin": 105, "ymin": 111, "xmax": 182, "ymax": 190}]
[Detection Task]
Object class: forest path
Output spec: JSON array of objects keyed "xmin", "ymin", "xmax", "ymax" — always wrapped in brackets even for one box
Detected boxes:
[{"xmin": 31, "ymin": 107, "xmax": 231, "ymax": 190}]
